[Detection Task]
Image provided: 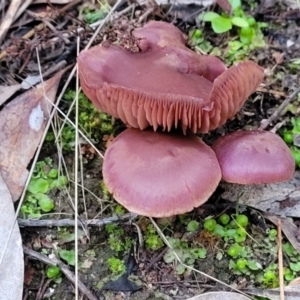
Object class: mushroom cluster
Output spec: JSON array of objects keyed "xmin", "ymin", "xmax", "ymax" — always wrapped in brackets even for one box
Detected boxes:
[{"xmin": 78, "ymin": 21, "xmax": 295, "ymax": 217}]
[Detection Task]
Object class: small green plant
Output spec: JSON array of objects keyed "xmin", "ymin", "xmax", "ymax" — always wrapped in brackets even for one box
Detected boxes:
[
  {"xmin": 281, "ymin": 117, "xmax": 300, "ymax": 168},
  {"xmin": 46, "ymin": 90, "xmax": 114, "ymax": 151},
  {"xmin": 227, "ymin": 243, "xmax": 242, "ymax": 257},
  {"xmin": 46, "ymin": 266, "xmax": 61, "ymax": 279},
  {"xmin": 187, "ymin": 220, "xmax": 199, "ymax": 232},
  {"xmin": 105, "ymin": 224, "xmax": 132, "ymax": 253},
  {"xmin": 204, "ymin": 218, "xmax": 217, "ymax": 232},
  {"xmin": 163, "ymin": 237, "xmax": 207, "ymax": 274},
  {"xmin": 145, "ymin": 224, "xmax": 164, "ymax": 251},
  {"xmin": 20, "ymin": 158, "xmax": 67, "ymax": 218},
  {"xmin": 197, "ymin": 0, "xmax": 266, "ymax": 62},
  {"xmin": 59, "ymin": 249, "xmax": 75, "ymax": 266},
  {"xmin": 201, "ymin": 0, "xmax": 266, "ymax": 43},
  {"xmin": 108, "ymin": 257, "xmax": 126, "ymax": 276},
  {"xmin": 82, "ymin": 3, "xmax": 110, "ymax": 24}
]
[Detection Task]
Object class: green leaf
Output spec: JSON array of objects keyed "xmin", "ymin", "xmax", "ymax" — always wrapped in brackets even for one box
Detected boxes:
[
  {"xmin": 216, "ymin": 252, "xmax": 223, "ymax": 260},
  {"xmin": 290, "ymin": 262, "xmax": 300, "ymax": 272},
  {"xmin": 187, "ymin": 220, "xmax": 199, "ymax": 232},
  {"xmin": 27, "ymin": 178, "xmax": 49, "ymax": 194},
  {"xmin": 203, "ymin": 12, "xmax": 220, "ymax": 21},
  {"xmin": 247, "ymin": 260, "xmax": 262, "ymax": 270},
  {"xmin": 47, "ymin": 169, "xmax": 58, "ymax": 179},
  {"xmin": 231, "ymin": 17, "xmax": 249, "ymax": 28},
  {"xmin": 176, "ymin": 264, "xmax": 185, "ymax": 275},
  {"xmin": 59, "ymin": 250, "xmax": 75, "ymax": 266},
  {"xmin": 191, "ymin": 248, "xmax": 207, "ymax": 259},
  {"xmin": 35, "ymin": 194, "xmax": 54, "ymax": 212},
  {"xmin": 229, "ymin": 0, "xmax": 241, "ymax": 10},
  {"xmin": 47, "ymin": 266, "xmax": 61, "ymax": 279},
  {"xmin": 240, "ymin": 27, "xmax": 256, "ymax": 45},
  {"xmin": 163, "ymin": 249, "xmax": 176, "ymax": 263},
  {"xmin": 211, "ymin": 16, "xmax": 232, "ymax": 34}
]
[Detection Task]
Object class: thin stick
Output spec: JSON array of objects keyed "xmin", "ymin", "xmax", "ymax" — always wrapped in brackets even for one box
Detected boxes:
[
  {"xmin": 259, "ymin": 86, "xmax": 300, "ymax": 130},
  {"xmin": 74, "ymin": 35, "xmax": 80, "ymax": 300},
  {"xmin": 23, "ymin": 246, "xmax": 98, "ymax": 300},
  {"xmin": 0, "ymin": 0, "xmax": 22, "ymax": 45},
  {"xmin": 278, "ymin": 219, "xmax": 285, "ymax": 300},
  {"xmin": 18, "ymin": 213, "xmax": 137, "ymax": 227}
]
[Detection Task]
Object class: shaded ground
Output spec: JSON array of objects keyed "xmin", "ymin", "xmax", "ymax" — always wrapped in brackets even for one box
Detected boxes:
[{"xmin": 1, "ymin": 0, "xmax": 300, "ymax": 299}]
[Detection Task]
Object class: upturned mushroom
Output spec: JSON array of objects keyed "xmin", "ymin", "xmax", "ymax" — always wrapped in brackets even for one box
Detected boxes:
[
  {"xmin": 78, "ymin": 21, "xmax": 294, "ymax": 217},
  {"xmin": 103, "ymin": 128, "xmax": 221, "ymax": 217},
  {"xmin": 212, "ymin": 130, "xmax": 295, "ymax": 184},
  {"xmin": 78, "ymin": 21, "xmax": 264, "ymax": 134}
]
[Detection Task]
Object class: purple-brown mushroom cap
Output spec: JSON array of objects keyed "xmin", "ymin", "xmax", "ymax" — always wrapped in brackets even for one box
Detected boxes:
[
  {"xmin": 103, "ymin": 129, "xmax": 221, "ymax": 217},
  {"xmin": 212, "ymin": 130, "xmax": 295, "ymax": 184},
  {"xmin": 78, "ymin": 21, "xmax": 264, "ymax": 134}
]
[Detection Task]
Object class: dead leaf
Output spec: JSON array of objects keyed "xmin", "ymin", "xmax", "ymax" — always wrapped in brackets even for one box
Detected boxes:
[
  {"xmin": 221, "ymin": 171, "xmax": 300, "ymax": 218},
  {"xmin": 186, "ymin": 291, "xmax": 251, "ymax": 300},
  {"xmin": 32, "ymin": 0, "xmax": 75, "ymax": 3},
  {"xmin": 245, "ymin": 285, "xmax": 300, "ymax": 300},
  {"xmin": 0, "ymin": 84, "xmax": 21, "ymax": 106},
  {"xmin": 0, "ymin": 70, "xmax": 65, "ymax": 202},
  {"xmin": 289, "ymin": 277, "xmax": 300, "ymax": 286},
  {"xmin": 0, "ymin": 173, "xmax": 23, "ymax": 299},
  {"xmin": 263, "ymin": 213, "xmax": 300, "ymax": 254}
]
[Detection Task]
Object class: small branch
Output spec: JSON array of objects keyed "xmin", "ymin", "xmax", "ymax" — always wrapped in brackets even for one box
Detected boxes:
[
  {"xmin": 259, "ymin": 86, "xmax": 300, "ymax": 130},
  {"xmin": 278, "ymin": 220, "xmax": 285, "ymax": 300},
  {"xmin": 18, "ymin": 212, "xmax": 137, "ymax": 227},
  {"xmin": 23, "ymin": 246, "xmax": 98, "ymax": 300},
  {"xmin": 0, "ymin": 0, "xmax": 23, "ymax": 46}
]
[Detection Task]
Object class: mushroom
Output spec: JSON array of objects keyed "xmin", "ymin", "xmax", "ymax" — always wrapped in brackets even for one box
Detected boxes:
[
  {"xmin": 103, "ymin": 128, "xmax": 221, "ymax": 217},
  {"xmin": 212, "ymin": 130, "xmax": 295, "ymax": 184},
  {"xmin": 78, "ymin": 21, "xmax": 264, "ymax": 134}
]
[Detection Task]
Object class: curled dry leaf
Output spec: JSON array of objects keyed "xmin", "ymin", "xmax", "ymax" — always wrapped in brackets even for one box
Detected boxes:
[
  {"xmin": 0, "ymin": 70, "xmax": 65, "ymax": 201},
  {"xmin": 0, "ymin": 173, "xmax": 23, "ymax": 300},
  {"xmin": 78, "ymin": 21, "xmax": 263, "ymax": 134},
  {"xmin": 0, "ymin": 84, "xmax": 21, "ymax": 106},
  {"xmin": 221, "ymin": 171, "xmax": 300, "ymax": 218},
  {"xmin": 186, "ymin": 291, "xmax": 251, "ymax": 300}
]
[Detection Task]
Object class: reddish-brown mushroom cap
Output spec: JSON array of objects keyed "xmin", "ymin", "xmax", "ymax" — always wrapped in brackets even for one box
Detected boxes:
[
  {"xmin": 103, "ymin": 129, "xmax": 221, "ymax": 217},
  {"xmin": 78, "ymin": 21, "xmax": 264, "ymax": 134},
  {"xmin": 212, "ymin": 130, "xmax": 295, "ymax": 184}
]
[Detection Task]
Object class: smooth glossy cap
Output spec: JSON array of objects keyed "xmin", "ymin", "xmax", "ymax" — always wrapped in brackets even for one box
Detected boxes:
[
  {"xmin": 103, "ymin": 129, "xmax": 222, "ymax": 217},
  {"xmin": 212, "ymin": 130, "xmax": 295, "ymax": 184}
]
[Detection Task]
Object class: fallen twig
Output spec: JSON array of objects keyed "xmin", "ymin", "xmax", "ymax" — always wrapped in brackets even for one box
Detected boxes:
[
  {"xmin": 23, "ymin": 246, "xmax": 98, "ymax": 300},
  {"xmin": 260, "ymin": 86, "xmax": 300, "ymax": 130},
  {"xmin": 0, "ymin": 0, "xmax": 23, "ymax": 46},
  {"xmin": 278, "ymin": 220, "xmax": 285, "ymax": 300},
  {"xmin": 18, "ymin": 212, "xmax": 137, "ymax": 227}
]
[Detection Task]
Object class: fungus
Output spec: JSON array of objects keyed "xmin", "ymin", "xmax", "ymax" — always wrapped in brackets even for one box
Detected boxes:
[
  {"xmin": 78, "ymin": 21, "xmax": 264, "ymax": 134},
  {"xmin": 102, "ymin": 128, "xmax": 221, "ymax": 217},
  {"xmin": 212, "ymin": 130, "xmax": 295, "ymax": 184}
]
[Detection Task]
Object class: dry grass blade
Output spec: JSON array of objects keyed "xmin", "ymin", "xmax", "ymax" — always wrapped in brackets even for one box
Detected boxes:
[
  {"xmin": 278, "ymin": 220, "xmax": 285, "ymax": 300},
  {"xmin": 260, "ymin": 85, "xmax": 300, "ymax": 130},
  {"xmin": 0, "ymin": 0, "xmax": 22, "ymax": 45}
]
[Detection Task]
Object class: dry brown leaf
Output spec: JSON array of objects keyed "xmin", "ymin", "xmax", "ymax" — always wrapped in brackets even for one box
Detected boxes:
[
  {"xmin": 0, "ymin": 172, "xmax": 23, "ymax": 299},
  {"xmin": 0, "ymin": 84, "xmax": 21, "ymax": 106},
  {"xmin": 263, "ymin": 213, "xmax": 300, "ymax": 254},
  {"xmin": 221, "ymin": 171, "xmax": 300, "ymax": 218},
  {"xmin": 0, "ymin": 70, "xmax": 65, "ymax": 202}
]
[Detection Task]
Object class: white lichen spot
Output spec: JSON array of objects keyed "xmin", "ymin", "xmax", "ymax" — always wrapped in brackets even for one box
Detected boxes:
[{"xmin": 29, "ymin": 104, "xmax": 44, "ymax": 131}]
